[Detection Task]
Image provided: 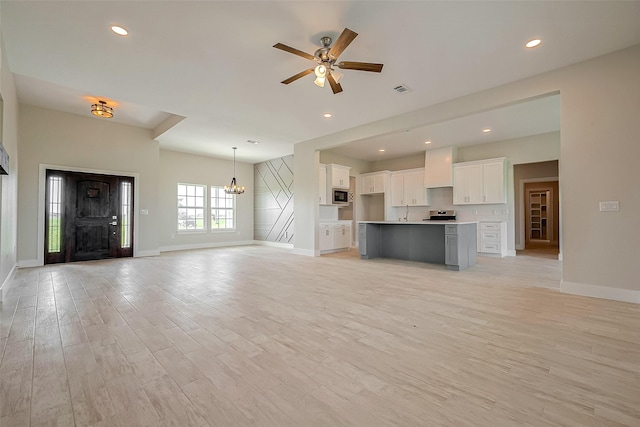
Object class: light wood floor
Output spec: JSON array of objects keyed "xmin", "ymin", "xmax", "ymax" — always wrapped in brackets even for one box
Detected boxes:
[
  {"xmin": 1, "ymin": 246, "xmax": 639, "ymax": 426},
  {"xmin": 518, "ymin": 241, "xmax": 561, "ymax": 260}
]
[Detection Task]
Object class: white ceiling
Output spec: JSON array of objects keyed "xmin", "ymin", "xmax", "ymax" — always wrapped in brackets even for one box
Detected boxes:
[
  {"xmin": 2, "ymin": 1, "xmax": 640, "ymax": 163},
  {"xmin": 329, "ymin": 94, "xmax": 561, "ymax": 161}
]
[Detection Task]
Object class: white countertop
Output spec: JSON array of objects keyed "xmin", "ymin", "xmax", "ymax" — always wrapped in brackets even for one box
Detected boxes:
[{"xmin": 358, "ymin": 220, "xmax": 478, "ymax": 225}]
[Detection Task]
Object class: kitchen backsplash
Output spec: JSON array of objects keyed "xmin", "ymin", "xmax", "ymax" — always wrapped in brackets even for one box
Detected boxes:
[{"xmin": 389, "ymin": 187, "xmax": 509, "ymax": 222}]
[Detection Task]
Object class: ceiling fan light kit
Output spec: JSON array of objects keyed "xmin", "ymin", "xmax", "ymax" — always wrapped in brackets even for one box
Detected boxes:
[
  {"xmin": 314, "ymin": 64, "xmax": 327, "ymax": 87},
  {"xmin": 274, "ymin": 28, "xmax": 384, "ymax": 94}
]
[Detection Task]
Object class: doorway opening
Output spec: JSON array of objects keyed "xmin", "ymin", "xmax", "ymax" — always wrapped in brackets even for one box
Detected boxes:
[
  {"xmin": 523, "ymin": 181, "xmax": 559, "ymax": 258},
  {"xmin": 515, "ymin": 161, "xmax": 560, "ymax": 260},
  {"xmin": 45, "ymin": 169, "xmax": 134, "ymax": 264}
]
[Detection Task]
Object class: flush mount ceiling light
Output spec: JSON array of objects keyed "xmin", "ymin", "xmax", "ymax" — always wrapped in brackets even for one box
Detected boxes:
[
  {"xmin": 224, "ymin": 147, "xmax": 245, "ymax": 195},
  {"xmin": 525, "ymin": 38, "xmax": 542, "ymax": 48},
  {"xmin": 424, "ymin": 140, "xmax": 432, "ymax": 145},
  {"xmin": 111, "ymin": 25, "xmax": 128, "ymax": 36},
  {"xmin": 482, "ymin": 128, "xmax": 492, "ymax": 133},
  {"xmin": 91, "ymin": 100, "xmax": 114, "ymax": 118},
  {"xmin": 323, "ymin": 113, "xmax": 332, "ymax": 118},
  {"xmin": 247, "ymin": 139, "xmax": 260, "ymax": 144},
  {"xmin": 379, "ymin": 149, "xmax": 386, "ymax": 152}
]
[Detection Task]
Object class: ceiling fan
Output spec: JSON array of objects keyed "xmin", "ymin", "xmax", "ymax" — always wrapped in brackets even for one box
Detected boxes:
[{"xmin": 273, "ymin": 28, "xmax": 384, "ymax": 94}]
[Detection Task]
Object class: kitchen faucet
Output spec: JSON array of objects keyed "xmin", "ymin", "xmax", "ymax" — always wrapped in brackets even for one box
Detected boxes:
[{"xmin": 404, "ymin": 205, "xmax": 409, "ymax": 222}]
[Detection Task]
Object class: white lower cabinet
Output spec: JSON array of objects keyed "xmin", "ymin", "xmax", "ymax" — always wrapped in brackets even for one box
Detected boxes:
[
  {"xmin": 319, "ymin": 222, "xmax": 351, "ymax": 252},
  {"xmin": 478, "ymin": 222, "xmax": 507, "ymax": 257},
  {"xmin": 319, "ymin": 223, "xmax": 334, "ymax": 251},
  {"xmin": 334, "ymin": 223, "xmax": 351, "ymax": 249}
]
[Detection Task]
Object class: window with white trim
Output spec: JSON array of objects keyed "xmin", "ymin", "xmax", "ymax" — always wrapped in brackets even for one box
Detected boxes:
[
  {"xmin": 210, "ymin": 186, "xmax": 235, "ymax": 230},
  {"xmin": 177, "ymin": 183, "xmax": 206, "ymax": 231}
]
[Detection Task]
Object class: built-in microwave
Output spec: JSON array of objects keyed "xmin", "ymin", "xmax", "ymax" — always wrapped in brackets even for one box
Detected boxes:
[{"xmin": 332, "ymin": 189, "xmax": 349, "ymax": 205}]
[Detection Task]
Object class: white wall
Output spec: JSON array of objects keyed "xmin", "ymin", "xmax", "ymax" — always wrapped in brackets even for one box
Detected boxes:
[
  {"xmin": 158, "ymin": 149, "xmax": 253, "ymax": 251},
  {"xmin": 368, "ymin": 153, "xmax": 424, "ymax": 173},
  {"xmin": 319, "ymin": 151, "xmax": 371, "ymax": 175},
  {"xmin": 0, "ymin": 29, "xmax": 19, "ymax": 300},
  {"xmin": 254, "ymin": 155, "xmax": 293, "ymax": 244},
  {"xmin": 295, "ymin": 45, "xmax": 640, "ymax": 302},
  {"xmin": 17, "ymin": 105, "xmax": 160, "ymax": 264}
]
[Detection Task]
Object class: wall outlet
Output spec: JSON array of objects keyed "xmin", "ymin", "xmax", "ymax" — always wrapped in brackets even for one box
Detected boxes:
[
  {"xmin": 599, "ymin": 201, "xmax": 619, "ymax": 211},
  {"xmin": 141, "ymin": 209, "xmax": 149, "ymax": 215}
]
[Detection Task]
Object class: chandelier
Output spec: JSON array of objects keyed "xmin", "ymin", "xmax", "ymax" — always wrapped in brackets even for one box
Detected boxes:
[{"xmin": 224, "ymin": 147, "xmax": 245, "ymax": 194}]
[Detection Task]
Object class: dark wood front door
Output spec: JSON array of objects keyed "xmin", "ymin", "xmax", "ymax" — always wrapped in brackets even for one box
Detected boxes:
[{"xmin": 45, "ymin": 170, "xmax": 134, "ymax": 264}]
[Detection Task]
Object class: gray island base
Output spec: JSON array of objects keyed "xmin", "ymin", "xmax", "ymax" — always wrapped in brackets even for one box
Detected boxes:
[{"xmin": 358, "ymin": 221, "xmax": 478, "ymax": 271}]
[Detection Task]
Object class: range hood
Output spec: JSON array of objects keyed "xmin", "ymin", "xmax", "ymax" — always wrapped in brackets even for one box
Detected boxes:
[{"xmin": 424, "ymin": 146, "xmax": 457, "ymax": 188}]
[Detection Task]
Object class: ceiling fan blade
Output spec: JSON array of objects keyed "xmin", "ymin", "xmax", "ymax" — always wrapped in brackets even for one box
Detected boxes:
[
  {"xmin": 327, "ymin": 73, "xmax": 343, "ymax": 94},
  {"xmin": 281, "ymin": 68, "xmax": 314, "ymax": 85},
  {"xmin": 328, "ymin": 28, "xmax": 358, "ymax": 60},
  {"xmin": 273, "ymin": 43, "xmax": 316, "ymax": 61},
  {"xmin": 336, "ymin": 61, "xmax": 384, "ymax": 73}
]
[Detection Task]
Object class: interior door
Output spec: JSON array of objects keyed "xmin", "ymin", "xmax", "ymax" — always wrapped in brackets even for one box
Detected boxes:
[
  {"xmin": 526, "ymin": 186, "xmax": 553, "ymax": 244},
  {"xmin": 45, "ymin": 170, "xmax": 134, "ymax": 264}
]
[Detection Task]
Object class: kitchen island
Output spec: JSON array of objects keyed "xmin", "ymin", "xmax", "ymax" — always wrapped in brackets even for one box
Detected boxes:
[{"xmin": 358, "ymin": 221, "xmax": 478, "ymax": 271}]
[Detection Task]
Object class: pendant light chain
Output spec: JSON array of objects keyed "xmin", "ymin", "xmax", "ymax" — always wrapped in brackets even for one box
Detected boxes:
[{"xmin": 224, "ymin": 147, "xmax": 245, "ymax": 194}]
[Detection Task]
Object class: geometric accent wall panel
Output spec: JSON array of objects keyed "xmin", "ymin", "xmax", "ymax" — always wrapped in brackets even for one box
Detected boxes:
[{"xmin": 254, "ymin": 155, "xmax": 294, "ymax": 243}]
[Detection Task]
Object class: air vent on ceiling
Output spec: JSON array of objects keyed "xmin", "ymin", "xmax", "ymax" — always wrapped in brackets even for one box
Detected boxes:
[{"xmin": 393, "ymin": 84, "xmax": 411, "ymax": 93}]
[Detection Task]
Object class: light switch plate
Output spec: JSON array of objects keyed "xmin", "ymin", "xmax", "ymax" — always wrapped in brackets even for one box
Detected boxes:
[
  {"xmin": 599, "ymin": 201, "xmax": 619, "ymax": 211},
  {"xmin": 141, "ymin": 209, "xmax": 149, "ymax": 215}
]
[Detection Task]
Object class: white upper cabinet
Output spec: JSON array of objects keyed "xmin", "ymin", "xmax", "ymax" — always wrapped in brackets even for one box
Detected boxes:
[
  {"xmin": 425, "ymin": 147, "xmax": 457, "ymax": 188},
  {"xmin": 390, "ymin": 173, "xmax": 404, "ymax": 206},
  {"xmin": 453, "ymin": 158, "xmax": 506, "ymax": 205},
  {"xmin": 482, "ymin": 160, "xmax": 506, "ymax": 204},
  {"xmin": 360, "ymin": 172, "xmax": 388, "ymax": 195},
  {"xmin": 453, "ymin": 163, "xmax": 483, "ymax": 204},
  {"xmin": 328, "ymin": 164, "xmax": 350, "ymax": 189},
  {"xmin": 391, "ymin": 169, "xmax": 428, "ymax": 207},
  {"xmin": 318, "ymin": 164, "xmax": 327, "ymax": 204}
]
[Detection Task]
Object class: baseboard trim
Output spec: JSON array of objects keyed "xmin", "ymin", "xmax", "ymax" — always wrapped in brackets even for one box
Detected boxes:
[
  {"xmin": 320, "ymin": 247, "xmax": 349, "ymax": 255},
  {"xmin": 17, "ymin": 259, "xmax": 40, "ymax": 268},
  {"xmin": 291, "ymin": 248, "xmax": 316, "ymax": 257},
  {"xmin": 253, "ymin": 240, "xmax": 294, "ymax": 249},
  {"xmin": 136, "ymin": 250, "xmax": 161, "ymax": 257},
  {"xmin": 507, "ymin": 250, "xmax": 517, "ymax": 257},
  {"xmin": 0, "ymin": 264, "xmax": 17, "ymax": 302},
  {"xmin": 560, "ymin": 280, "xmax": 640, "ymax": 304},
  {"xmin": 159, "ymin": 241, "xmax": 254, "ymax": 253}
]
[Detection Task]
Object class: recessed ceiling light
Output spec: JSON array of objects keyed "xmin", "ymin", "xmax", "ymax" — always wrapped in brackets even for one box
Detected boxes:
[
  {"xmin": 111, "ymin": 25, "xmax": 128, "ymax": 36},
  {"xmin": 379, "ymin": 149, "xmax": 385, "ymax": 152},
  {"xmin": 247, "ymin": 140, "xmax": 260, "ymax": 145},
  {"xmin": 525, "ymin": 38, "xmax": 541, "ymax": 48},
  {"xmin": 323, "ymin": 113, "xmax": 332, "ymax": 118},
  {"xmin": 482, "ymin": 128, "xmax": 491, "ymax": 133},
  {"xmin": 424, "ymin": 141, "xmax": 432, "ymax": 145}
]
